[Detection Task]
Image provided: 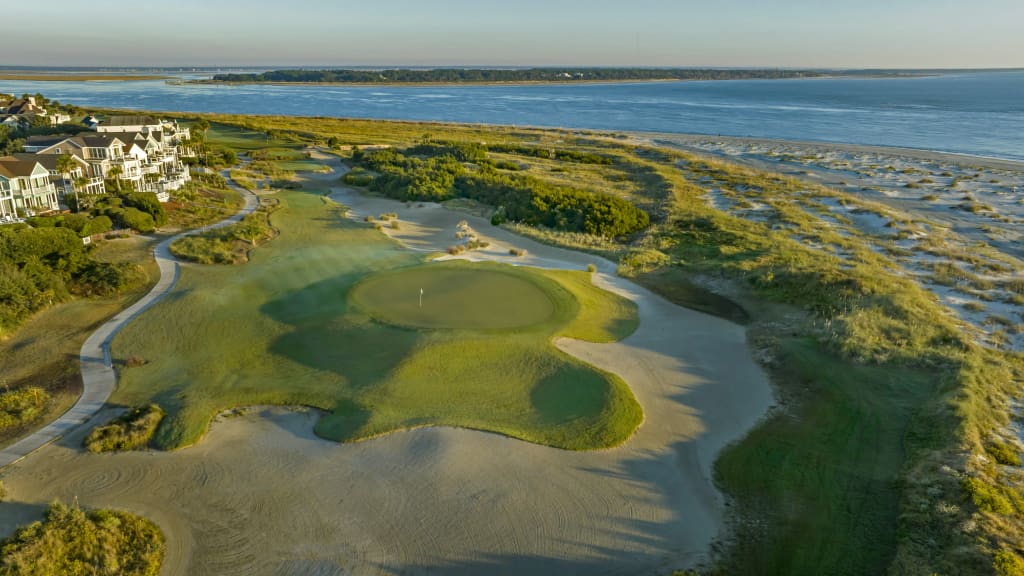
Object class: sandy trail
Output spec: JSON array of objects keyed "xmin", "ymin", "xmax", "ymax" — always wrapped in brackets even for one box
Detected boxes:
[{"xmin": 0, "ymin": 157, "xmax": 773, "ymax": 575}]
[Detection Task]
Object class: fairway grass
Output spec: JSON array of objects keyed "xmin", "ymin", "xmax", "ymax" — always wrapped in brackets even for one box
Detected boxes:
[{"xmin": 112, "ymin": 189, "xmax": 642, "ymax": 451}]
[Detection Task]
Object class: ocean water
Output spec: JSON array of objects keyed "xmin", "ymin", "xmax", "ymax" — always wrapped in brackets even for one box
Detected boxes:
[{"xmin": 2, "ymin": 70, "xmax": 1022, "ymax": 161}]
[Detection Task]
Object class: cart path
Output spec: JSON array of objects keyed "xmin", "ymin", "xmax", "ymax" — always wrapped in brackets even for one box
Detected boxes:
[{"xmin": 0, "ymin": 179, "xmax": 258, "ymax": 470}]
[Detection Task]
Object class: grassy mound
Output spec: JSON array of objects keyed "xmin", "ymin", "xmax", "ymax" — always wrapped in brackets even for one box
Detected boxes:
[
  {"xmin": 84, "ymin": 404, "xmax": 165, "ymax": 453},
  {"xmin": 170, "ymin": 207, "xmax": 276, "ymax": 265},
  {"xmin": 113, "ymin": 190, "xmax": 642, "ymax": 451},
  {"xmin": 0, "ymin": 501, "xmax": 164, "ymax": 576}
]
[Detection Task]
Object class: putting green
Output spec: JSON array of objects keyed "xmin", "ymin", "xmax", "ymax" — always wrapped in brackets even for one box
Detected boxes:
[
  {"xmin": 349, "ymin": 265, "xmax": 557, "ymax": 330},
  {"xmin": 112, "ymin": 191, "xmax": 642, "ymax": 450}
]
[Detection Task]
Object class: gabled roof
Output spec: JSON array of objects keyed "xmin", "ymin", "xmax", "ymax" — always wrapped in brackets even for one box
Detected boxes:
[
  {"xmin": 0, "ymin": 156, "xmax": 46, "ymax": 178},
  {"xmin": 5, "ymin": 99, "xmax": 43, "ymax": 115},
  {"xmin": 11, "ymin": 153, "xmax": 88, "ymax": 171},
  {"xmin": 104, "ymin": 115, "xmax": 159, "ymax": 127},
  {"xmin": 25, "ymin": 135, "xmax": 74, "ymax": 148}
]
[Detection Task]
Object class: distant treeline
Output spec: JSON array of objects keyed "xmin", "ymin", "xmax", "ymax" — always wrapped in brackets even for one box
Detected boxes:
[{"xmin": 209, "ymin": 68, "xmax": 833, "ymax": 84}]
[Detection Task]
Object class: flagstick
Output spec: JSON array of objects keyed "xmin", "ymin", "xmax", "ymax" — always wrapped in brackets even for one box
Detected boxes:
[{"xmin": 419, "ymin": 288, "xmax": 423, "ymax": 308}]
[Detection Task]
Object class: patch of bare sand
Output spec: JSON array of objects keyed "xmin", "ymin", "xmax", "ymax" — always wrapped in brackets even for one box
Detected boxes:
[{"xmin": 0, "ymin": 171, "xmax": 773, "ymax": 575}]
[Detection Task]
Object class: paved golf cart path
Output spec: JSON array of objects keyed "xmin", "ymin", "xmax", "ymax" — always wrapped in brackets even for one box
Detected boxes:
[{"xmin": 0, "ymin": 178, "xmax": 258, "ymax": 470}]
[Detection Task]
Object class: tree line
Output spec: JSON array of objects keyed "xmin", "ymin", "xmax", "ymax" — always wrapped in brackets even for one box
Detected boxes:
[
  {"xmin": 210, "ymin": 68, "xmax": 833, "ymax": 84},
  {"xmin": 0, "ymin": 223, "xmax": 148, "ymax": 335},
  {"xmin": 350, "ymin": 142, "xmax": 649, "ymax": 238}
]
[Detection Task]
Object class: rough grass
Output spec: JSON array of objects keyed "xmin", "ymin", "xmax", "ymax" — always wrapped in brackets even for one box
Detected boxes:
[
  {"xmin": 113, "ymin": 190, "xmax": 641, "ymax": 451},
  {"xmin": 0, "ymin": 236, "xmax": 158, "ymax": 447},
  {"xmin": 84, "ymin": 404, "xmax": 165, "ymax": 453},
  {"xmin": 0, "ymin": 501, "xmax": 164, "ymax": 576},
  {"xmin": 0, "ymin": 387, "xmax": 50, "ymax": 435},
  {"xmin": 169, "ymin": 207, "xmax": 277, "ymax": 265},
  {"xmin": 715, "ymin": 339, "xmax": 940, "ymax": 575}
]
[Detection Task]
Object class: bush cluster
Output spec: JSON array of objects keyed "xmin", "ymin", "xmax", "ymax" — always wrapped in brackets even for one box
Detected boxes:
[
  {"xmin": 0, "ymin": 227, "xmax": 146, "ymax": 334},
  {"xmin": 0, "ymin": 386, "xmax": 50, "ymax": 433},
  {"xmin": 0, "ymin": 501, "xmax": 164, "ymax": 576},
  {"xmin": 354, "ymin": 146, "xmax": 648, "ymax": 238},
  {"xmin": 84, "ymin": 404, "xmax": 165, "ymax": 453}
]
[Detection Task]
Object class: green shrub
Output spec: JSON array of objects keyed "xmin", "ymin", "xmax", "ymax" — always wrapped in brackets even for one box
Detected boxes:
[
  {"xmin": 123, "ymin": 192, "xmax": 167, "ymax": 227},
  {"xmin": 119, "ymin": 208, "xmax": 155, "ymax": 233},
  {"xmin": 987, "ymin": 441, "xmax": 1022, "ymax": 466},
  {"xmin": 81, "ymin": 215, "xmax": 113, "ymax": 237},
  {"xmin": 963, "ymin": 477, "xmax": 1014, "ymax": 514},
  {"xmin": 0, "ymin": 501, "xmax": 164, "ymax": 576},
  {"xmin": 84, "ymin": 404, "xmax": 165, "ymax": 453},
  {"xmin": 495, "ymin": 160, "xmax": 521, "ymax": 171},
  {"xmin": 995, "ymin": 549, "xmax": 1024, "ymax": 576},
  {"xmin": 0, "ymin": 387, "xmax": 50, "ymax": 433}
]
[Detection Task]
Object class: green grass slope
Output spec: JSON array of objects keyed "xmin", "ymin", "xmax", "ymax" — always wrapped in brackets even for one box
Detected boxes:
[{"xmin": 112, "ymin": 189, "xmax": 641, "ymax": 451}]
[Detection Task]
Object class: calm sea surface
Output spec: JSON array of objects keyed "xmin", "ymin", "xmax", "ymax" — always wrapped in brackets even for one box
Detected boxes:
[{"xmin": 2, "ymin": 71, "xmax": 1022, "ymax": 161}]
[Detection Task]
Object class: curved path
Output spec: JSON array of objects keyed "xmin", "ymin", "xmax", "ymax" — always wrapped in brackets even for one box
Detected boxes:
[{"xmin": 0, "ymin": 178, "xmax": 258, "ymax": 470}]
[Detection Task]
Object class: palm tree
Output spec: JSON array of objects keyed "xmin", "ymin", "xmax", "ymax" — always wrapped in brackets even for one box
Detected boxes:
[
  {"xmin": 106, "ymin": 165, "xmax": 123, "ymax": 194},
  {"xmin": 73, "ymin": 175, "xmax": 91, "ymax": 210},
  {"xmin": 54, "ymin": 154, "xmax": 79, "ymax": 211}
]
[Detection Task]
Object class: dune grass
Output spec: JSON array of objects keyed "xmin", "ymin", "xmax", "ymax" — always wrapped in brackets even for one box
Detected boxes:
[
  {"xmin": 112, "ymin": 189, "xmax": 641, "ymax": 451},
  {"xmin": 84, "ymin": 404, "xmax": 165, "ymax": 453},
  {"xmin": 0, "ymin": 501, "xmax": 164, "ymax": 576}
]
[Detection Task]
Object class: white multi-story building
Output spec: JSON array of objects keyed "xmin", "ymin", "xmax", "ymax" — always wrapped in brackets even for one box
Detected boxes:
[
  {"xmin": 0, "ymin": 156, "xmax": 61, "ymax": 220},
  {"xmin": 18, "ymin": 115, "xmax": 193, "ymax": 204},
  {"xmin": 11, "ymin": 152, "xmax": 97, "ymax": 200}
]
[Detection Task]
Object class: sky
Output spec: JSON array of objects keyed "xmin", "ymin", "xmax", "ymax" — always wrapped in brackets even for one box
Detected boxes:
[{"xmin": 3, "ymin": 0, "xmax": 1022, "ymax": 69}]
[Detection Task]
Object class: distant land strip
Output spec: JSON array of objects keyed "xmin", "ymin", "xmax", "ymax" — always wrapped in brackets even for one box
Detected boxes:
[
  {"xmin": 192, "ymin": 67, "xmax": 920, "ymax": 85},
  {"xmin": 0, "ymin": 73, "xmax": 172, "ymax": 81}
]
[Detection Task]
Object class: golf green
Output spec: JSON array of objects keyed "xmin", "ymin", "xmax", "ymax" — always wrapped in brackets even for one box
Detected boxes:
[{"xmin": 349, "ymin": 265, "xmax": 557, "ymax": 330}]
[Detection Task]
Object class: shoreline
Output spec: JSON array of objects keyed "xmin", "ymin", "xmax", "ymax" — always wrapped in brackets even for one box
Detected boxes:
[
  {"xmin": 0, "ymin": 74, "xmax": 172, "ymax": 81},
  {"xmin": 638, "ymin": 132, "xmax": 1024, "ymax": 171},
  {"xmin": 176, "ymin": 73, "xmax": 928, "ymax": 89}
]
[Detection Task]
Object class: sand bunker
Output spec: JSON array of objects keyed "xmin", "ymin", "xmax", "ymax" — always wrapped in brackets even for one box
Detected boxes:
[{"xmin": 0, "ymin": 157, "xmax": 774, "ymax": 575}]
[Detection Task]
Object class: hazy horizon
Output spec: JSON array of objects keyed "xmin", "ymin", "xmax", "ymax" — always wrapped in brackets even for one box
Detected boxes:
[{"xmin": 3, "ymin": 0, "xmax": 1023, "ymax": 69}]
